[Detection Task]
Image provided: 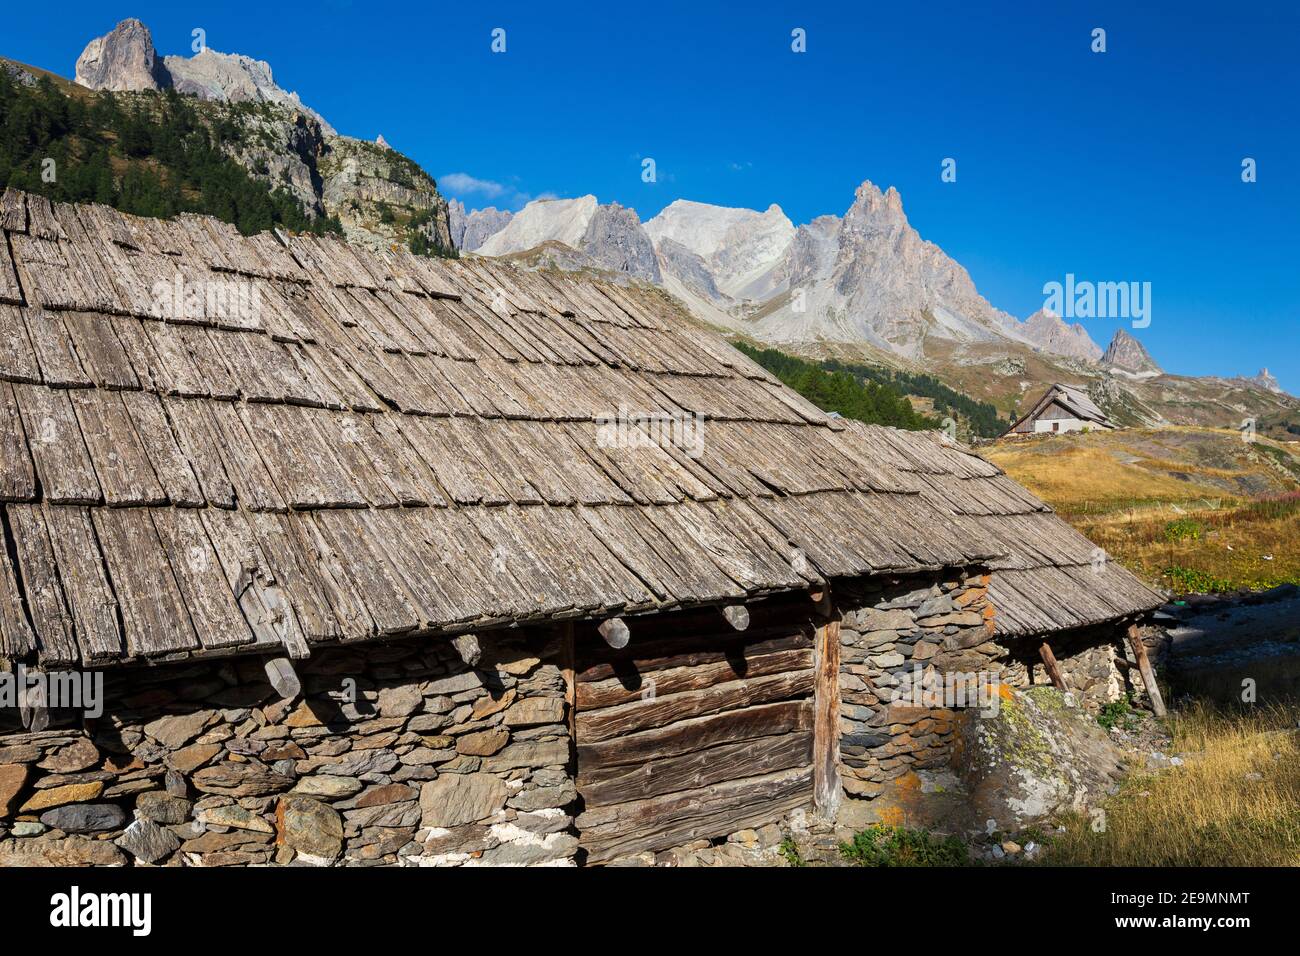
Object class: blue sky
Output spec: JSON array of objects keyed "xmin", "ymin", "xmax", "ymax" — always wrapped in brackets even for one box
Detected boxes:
[{"xmin": 7, "ymin": 1, "xmax": 1299, "ymax": 391}]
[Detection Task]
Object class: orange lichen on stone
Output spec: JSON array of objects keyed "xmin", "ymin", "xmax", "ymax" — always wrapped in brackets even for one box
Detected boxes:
[{"xmin": 893, "ymin": 770, "xmax": 922, "ymax": 791}]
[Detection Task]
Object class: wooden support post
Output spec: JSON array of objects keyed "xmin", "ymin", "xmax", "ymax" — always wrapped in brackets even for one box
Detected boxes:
[
  {"xmin": 263, "ymin": 656, "xmax": 301, "ymax": 700},
  {"xmin": 598, "ymin": 617, "xmax": 630, "ymax": 649},
  {"xmin": 1038, "ymin": 642, "xmax": 1069, "ymax": 692},
  {"xmin": 812, "ymin": 618, "xmax": 842, "ymax": 822},
  {"xmin": 721, "ymin": 604, "xmax": 750, "ymax": 631},
  {"xmin": 559, "ymin": 623, "xmax": 576, "ymax": 737},
  {"xmin": 17, "ymin": 672, "xmax": 49, "ymax": 732},
  {"xmin": 1127, "ymin": 624, "xmax": 1166, "ymax": 717}
]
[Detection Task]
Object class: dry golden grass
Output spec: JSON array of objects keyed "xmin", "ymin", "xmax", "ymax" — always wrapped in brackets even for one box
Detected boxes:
[
  {"xmin": 1076, "ymin": 499, "xmax": 1300, "ymax": 593},
  {"xmin": 986, "ymin": 428, "xmax": 1300, "ymax": 592},
  {"xmin": 983, "ymin": 444, "xmax": 1228, "ymax": 517},
  {"xmin": 1045, "ymin": 704, "xmax": 1300, "ymax": 866}
]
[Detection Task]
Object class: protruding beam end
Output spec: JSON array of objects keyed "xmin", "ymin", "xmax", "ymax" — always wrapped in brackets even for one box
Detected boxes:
[
  {"xmin": 722, "ymin": 604, "xmax": 750, "ymax": 631},
  {"xmin": 264, "ymin": 656, "xmax": 302, "ymax": 701},
  {"xmin": 598, "ymin": 617, "xmax": 631, "ymax": 649}
]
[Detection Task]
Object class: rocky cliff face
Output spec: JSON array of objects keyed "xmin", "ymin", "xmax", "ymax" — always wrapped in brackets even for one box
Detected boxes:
[
  {"xmin": 1022, "ymin": 308, "xmax": 1105, "ymax": 362},
  {"xmin": 459, "ymin": 207, "xmax": 512, "ymax": 252},
  {"xmin": 1240, "ymin": 368, "xmax": 1283, "ymax": 394},
  {"xmin": 162, "ymin": 49, "xmax": 335, "ymax": 134},
  {"xmin": 1101, "ymin": 329, "xmax": 1163, "ymax": 377},
  {"xmin": 645, "ymin": 200, "xmax": 794, "ymax": 301},
  {"xmin": 656, "ymin": 237, "xmax": 726, "ymax": 304},
  {"xmin": 579, "ymin": 202, "xmax": 661, "ymax": 282},
  {"xmin": 73, "ymin": 18, "xmax": 169, "ymax": 92},
  {"xmin": 69, "ymin": 19, "xmax": 450, "ymax": 254},
  {"xmin": 465, "ymin": 196, "xmax": 660, "ymax": 282},
  {"xmin": 478, "ymin": 196, "xmax": 599, "ymax": 256},
  {"xmin": 76, "ymin": 19, "xmax": 334, "ymax": 132},
  {"xmin": 740, "ymin": 182, "xmax": 1037, "ymax": 356}
]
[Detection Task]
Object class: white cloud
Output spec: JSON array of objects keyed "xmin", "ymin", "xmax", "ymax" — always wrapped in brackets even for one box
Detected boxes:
[
  {"xmin": 439, "ymin": 172, "xmax": 509, "ymax": 198},
  {"xmin": 440, "ymin": 172, "xmax": 549, "ymax": 212}
]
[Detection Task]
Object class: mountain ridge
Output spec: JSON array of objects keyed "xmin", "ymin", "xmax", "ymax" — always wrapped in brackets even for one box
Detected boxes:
[{"xmin": 54, "ymin": 18, "xmax": 452, "ymax": 254}]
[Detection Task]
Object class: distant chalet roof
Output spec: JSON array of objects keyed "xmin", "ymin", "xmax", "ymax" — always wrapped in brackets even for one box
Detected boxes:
[
  {"xmin": 840, "ymin": 423, "xmax": 1164, "ymax": 637},
  {"xmin": 0, "ymin": 189, "xmax": 1002, "ymax": 669},
  {"xmin": 1008, "ymin": 383, "xmax": 1115, "ymax": 433}
]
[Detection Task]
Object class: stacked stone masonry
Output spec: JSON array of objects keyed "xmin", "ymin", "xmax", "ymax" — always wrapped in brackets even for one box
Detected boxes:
[
  {"xmin": 0, "ymin": 632, "xmax": 576, "ymax": 866},
  {"xmin": 837, "ymin": 570, "xmax": 1135, "ymax": 803}
]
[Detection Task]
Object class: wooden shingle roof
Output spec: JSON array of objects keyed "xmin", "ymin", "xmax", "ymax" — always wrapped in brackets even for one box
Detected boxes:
[
  {"xmin": 0, "ymin": 189, "xmax": 998, "ymax": 669},
  {"xmin": 839, "ymin": 422, "xmax": 1165, "ymax": 637}
]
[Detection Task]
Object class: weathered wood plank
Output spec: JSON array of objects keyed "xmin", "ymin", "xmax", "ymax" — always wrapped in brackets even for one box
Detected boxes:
[
  {"xmin": 152, "ymin": 507, "xmax": 256, "ymax": 651},
  {"xmin": 1038, "ymin": 641, "xmax": 1069, "ymax": 692},
  {"xmin": 119, "ymin": 391, "xmax": 204, "ymax": 507},
  {"xmin": 307, "ymin": 414, "xmax": 395, "ymax": 508},
  {"xmin": 239, "ymin": 403, "xmax": 365, "ymax": 510},
  {"xmin": 242, "ymin": 511, "xmax": 344, "ymax": 643},
  {"xmin": 199, "ymin": 507, "xmax": 305, "ymax": 655},
  {"xmin": 575, "ymin": 628, "xmax": 812, "ymax": 683},
  {"xmin": 0, "ymin": 303, "xmax": 40, "ymax": 384},
  {"xmin": 813, "ymin": 619, "xmax": 842, "ymax": 821},
  {"xmin": 162, "ymin": 398, "xmax": 236, "ymax": 508},
  {"xmin": 575, "ymin": 669, "xmax": 814, "ymax": 743},
  {"xmin": 92, "ymin": 508, "xmax": 200, "ymax": 657},
  {"xmin": 280, "ymin": 513, "xmax": 376, "ymax": 640},
  {"xmin": 310, "ymin": 510, "xmax": 420, "ymax": 636},
  {"xmin": 0, "ymin": 511, "xmax": 36, "ymax": 658},
  {"xmin": 0, "ymin": 188, "xmax": 26, "ymax": 233},
  {"xmin": 1128, "ymin": 623, "xmax": 1167, "ymax": 718},
  {"xmin": 579, "ymin": 730, "xmax": 812, "ymax": 808},
  {"xmin": 69, "ymin": 390, "xmax": 167, "ymax": 506},
  {"xmin": 577, "ymin": 766, "xmax": 812, "ymax": 864},
  {"xmin": 143, "ymin": 322, "xmax": 208, "ymax": 397},
  {"xmin": 577, "ymin": 647, "xmax": 814, "ymax": 710},
  {"xmin": 577, "ymin": 699, "xmax": 812, "ymax": 770},
  {"xmin": 0, "ymin": 382, "xmax": 36, "ymax": 501},
  {"xmin": 21, "ymin": 308, "xmax": 90, "ymax": 387},
  {"xmin": 206, "ymin": 402, "xmax": 287, "ymax": 512},
  {"xmin": 13, "ymin": 384, "xmax": 102, "ymax": 504},
  {"xmin": 61, "ymin": 312, "xmax": 138, "ymax": 390},
  {"xmin": 5, "ymin": 504, "xmax": 78, "ymax": 665},
  {"xmin": 351, "ymin": 411, "xmax": 443, "ymax": 507},
  {"xmin": 42, "ymin": 505, "xmax": 122, "ymax": 662}
]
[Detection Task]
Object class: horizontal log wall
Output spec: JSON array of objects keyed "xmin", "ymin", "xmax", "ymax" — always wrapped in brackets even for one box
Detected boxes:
[{"xmin": 573, "ymin": 599, "xmax": 816, "ymax": 863}]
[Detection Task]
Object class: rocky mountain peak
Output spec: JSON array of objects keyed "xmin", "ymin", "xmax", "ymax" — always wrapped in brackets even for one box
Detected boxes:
[
  {"xmin": 75, "ymin": 19, "xmax": 335, "ymax": 134},
  {"xmin": 448, "ymin": 200, "xmax": 513, "ymax": 253},
  {"xmin": 74, "ymin": 18, "xmax": 169, "ymax": 92},
  {"xmin": 477, "ymin": 196, "xmax": 598, "ymax": 257},
  {"xmin": 852, "ymin": 180, "xmax": 906, "ymax": 221},
  {"xmin": 1101, "ymin": 329, "xmax": 1163, "ymax": 377},
  {"xmin": 580, "ymin": 202, "xmax": 661, "ymax": 283},
  {"xmin": 1021, "ymin": 308, "xmax": 1104, "ymax": 362},
  {"xmin": 1240, "ymin": 368, "xmax": 1284, "ymax": 394}
]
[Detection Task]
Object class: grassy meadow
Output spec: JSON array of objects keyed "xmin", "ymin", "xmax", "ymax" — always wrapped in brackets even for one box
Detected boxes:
[
  {"xmin": 984, "ymin": 428, "xmax": 1300, "ymax": 594},
  {"xmin": 1043, "ymin": 704, "xmax": 1300, "ymax": 866}
]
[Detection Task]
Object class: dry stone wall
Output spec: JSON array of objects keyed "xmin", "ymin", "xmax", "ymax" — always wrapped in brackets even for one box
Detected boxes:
[
  {"xmin": 837, "ymin": 571, "xmax": 994, "ymax": 799},
  {"xmin": 0, "ymin": 631, "xmax": 576, "ymax": 867},
  {"xmin": 838, "ymin": 570, "xmax": 1136, "ymax": 806}
]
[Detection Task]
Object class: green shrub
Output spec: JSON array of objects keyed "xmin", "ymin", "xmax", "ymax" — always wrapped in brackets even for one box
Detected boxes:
[
  {"xmin": 838, "ymin": 824, "xmax": 968, "ymax": 867},
  {"xmin": 1163, "ymin": 518, "xmax": 1205, "ymax": 542},
  {"xmin": 1163, "ymin": 566, "xmax": 1235, "ymax": 594},
  {"xmin": 1097, "ymin": 698, "xmax": 1142, "ymax": 732}
]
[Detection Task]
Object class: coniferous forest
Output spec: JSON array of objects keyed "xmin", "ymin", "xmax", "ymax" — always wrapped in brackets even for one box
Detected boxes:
[
  {"xmin": 0, "ymin": 69, "xmax": 342, "ymax": 237},
  {"xmin": 735, "ymin": 341, "xmax": 1006, "ymax": 437}
]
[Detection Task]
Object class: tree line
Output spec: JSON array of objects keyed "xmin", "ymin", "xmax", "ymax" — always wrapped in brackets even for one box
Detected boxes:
[{"xmin": 0, "ymin": 70, "xmax": 341, "ymax": 237}]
